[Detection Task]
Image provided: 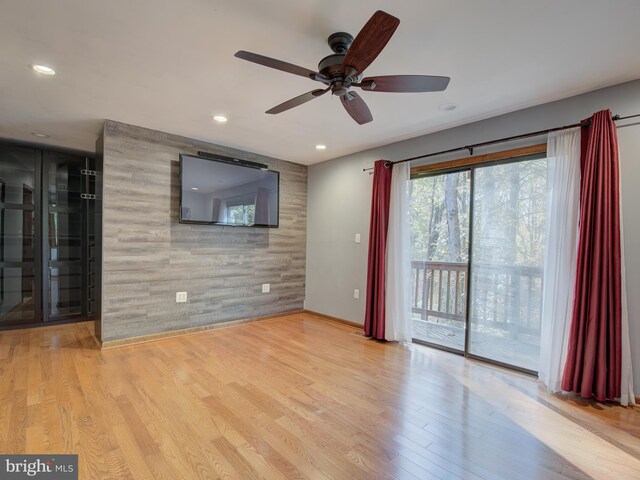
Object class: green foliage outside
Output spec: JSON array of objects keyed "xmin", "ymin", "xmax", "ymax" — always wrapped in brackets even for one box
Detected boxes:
[{"xmin": 410, "ymin": 158, "xmax": 547, "ymax": 267}]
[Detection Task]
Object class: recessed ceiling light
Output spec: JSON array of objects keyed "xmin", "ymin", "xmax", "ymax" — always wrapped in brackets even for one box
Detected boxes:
[
  {"xmin": 31, "ymin": 132, "xmax": 50, "ymax": 138},
  {"xmin": 31, "ymin": 64, "xmax": 56, "ymax": 75},
  {"xmin": 213, "ymin": 115, "xmax": 228, "ymax": 123},
  {"xmin": 315, "ymin": 144, "xmax": 327, "ymax": 150},
  {"xmin": 439, "ymin": 103, "xmax": 457, "ymax": 111},
  {"xmin": 191, "ymin": 187, "xmax": 199, "ymax": 191}
]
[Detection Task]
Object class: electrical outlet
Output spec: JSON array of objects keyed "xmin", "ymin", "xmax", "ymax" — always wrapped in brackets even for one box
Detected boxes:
[
  {"xmin": 354, "ymin": 289, "xmax": 360, "ymax": 299},
  {"xmin": 262, "ymin": 283, "xmax": 270, "ymax": 293},
  {"xmin": 176, "ymin": 292, "xmax": 187, "ymax": 303},
  {"xmin": 355, "ymin": 233, "xmax": 361, "ymax": 244}
]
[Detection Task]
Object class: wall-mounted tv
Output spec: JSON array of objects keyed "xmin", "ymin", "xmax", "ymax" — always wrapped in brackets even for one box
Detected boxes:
[{"xmin": 179, "ymin": 153, "xmax": 279, "ymax": 227}]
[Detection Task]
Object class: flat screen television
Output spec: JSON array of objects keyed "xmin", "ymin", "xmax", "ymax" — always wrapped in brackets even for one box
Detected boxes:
[{"xmin": 179, "ymin": 153, "xmax": 279, "ymax": 227}]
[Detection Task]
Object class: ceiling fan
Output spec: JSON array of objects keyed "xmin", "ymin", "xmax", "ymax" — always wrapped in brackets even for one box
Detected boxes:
[{"xmin": 234, "ymin": 10, "xmax": 450, "ymax": 125}]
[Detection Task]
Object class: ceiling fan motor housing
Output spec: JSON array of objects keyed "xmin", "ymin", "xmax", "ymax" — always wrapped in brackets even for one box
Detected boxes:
[
  {"xmin": 318, "ymin": 53, "xmax": 346, "ymax": 79},
  {"xmin": 318, "ymin": 54, "xmax": 362, "ymax": 97},
  {"xmin": 320, "ymin": 33, "xmax": 364, "ymax": 97}
]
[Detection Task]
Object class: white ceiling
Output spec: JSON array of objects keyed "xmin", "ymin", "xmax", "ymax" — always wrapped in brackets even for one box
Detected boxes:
[{"xmin": 1, "ymin": 0, "xmax": 639, "ymax": 165}]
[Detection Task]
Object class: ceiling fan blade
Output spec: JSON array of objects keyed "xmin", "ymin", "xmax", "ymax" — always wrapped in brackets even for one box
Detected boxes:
[
  {"xmin": 359, "ymin": 75, "xmax": 451, "ymax": 92},
  {"xmin": 266, "ymin": 88, "xmax": 329, "ymax": 115},
  {"xmin": 342, "ymin": 11, "xmax": 400, "ymax": 76},
  {"xmin": 340, "ymin": 92, "xmax": 373, "ymax": 125},
  {"xmin": 235, "ymin": 50, "xmax": 327, "ymax": 82}
]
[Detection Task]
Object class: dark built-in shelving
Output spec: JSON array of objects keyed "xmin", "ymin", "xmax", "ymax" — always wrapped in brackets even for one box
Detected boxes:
[{"xmin": 0, "ymin": 142, "xmax": 100, "ymax": 329}]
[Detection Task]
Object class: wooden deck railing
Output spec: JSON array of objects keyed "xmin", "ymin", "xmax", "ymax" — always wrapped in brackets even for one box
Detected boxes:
[
  {"xmin": 411, "ymin": 261, "xmax": 543, "ymax": 337},
  {"xmin": 412, "ymin": 261, "xmax": 467, "ymax": 324}
]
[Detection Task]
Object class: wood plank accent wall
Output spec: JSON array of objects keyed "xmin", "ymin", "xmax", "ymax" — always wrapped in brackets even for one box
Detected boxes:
[{"xmin": 98, "ymin": 120, "xmax": 307, "ymax": 342}]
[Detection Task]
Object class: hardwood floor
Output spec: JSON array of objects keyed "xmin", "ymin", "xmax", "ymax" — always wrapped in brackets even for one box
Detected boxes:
[{"xmin": 1, "ymin": 313, "xmax": 639, "ymax": 480}]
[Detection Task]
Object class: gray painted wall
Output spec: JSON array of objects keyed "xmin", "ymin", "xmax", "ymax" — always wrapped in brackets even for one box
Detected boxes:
[
  {"xmin": 305, "ymin": 79, "xmax": 640, "ymax": 394},
  {"xmin": 99, "ymin": 120, "xmax": 306, "ymax": 341}
]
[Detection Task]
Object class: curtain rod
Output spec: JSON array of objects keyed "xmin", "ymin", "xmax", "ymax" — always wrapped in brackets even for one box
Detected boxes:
[{"xmin": 362, "ymin": 113, "xmax": 640, "ymax": 171}]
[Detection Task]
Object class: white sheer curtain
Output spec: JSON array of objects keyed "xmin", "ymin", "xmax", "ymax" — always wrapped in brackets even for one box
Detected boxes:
[
  {"xmin": 619, "ymin": 168, "xmax": 636, "ymax": 405},
  {"xmin": 385, "ymin": 162, "xmax": 412, "ymax": 342},
  {"xmin": 539, "ymin": 128, "xmax": 580, "ymax": 392}
]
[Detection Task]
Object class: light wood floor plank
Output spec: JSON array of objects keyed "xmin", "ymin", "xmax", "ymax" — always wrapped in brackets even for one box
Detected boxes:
[{"xmin": 1, "ymin": 313, "xmax": 639, "ymax": 479}]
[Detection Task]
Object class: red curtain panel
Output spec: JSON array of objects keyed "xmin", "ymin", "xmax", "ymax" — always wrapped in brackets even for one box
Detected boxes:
[
  {"xmin": 561, "ymin": 109, "xmax": 622, "ymax": 401},
  {"xmin": 364, "ymin": 160, "xmax": 393, "ymax": 339}
]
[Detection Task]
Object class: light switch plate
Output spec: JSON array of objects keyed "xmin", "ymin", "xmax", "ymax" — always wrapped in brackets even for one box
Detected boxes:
[
  {"xmin": 176, "ymin": 292, "xmax": 187, "ymax": 303},
  {"xmin": 354, "ymin": 289, "xmax": 360, "ymax": 299},
  {"xmin": 262, "ymin": 283, "xmax": 270, "ymax": 293},
  {"xmin": 355, "ymin": 233, "xmax": 361, "ymax": 244}
]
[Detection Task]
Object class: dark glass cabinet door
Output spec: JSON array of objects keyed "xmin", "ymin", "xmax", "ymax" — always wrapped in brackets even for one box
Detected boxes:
[
  {"xmin": 0, "ymin": 146, "xmax": 40, "ymax": 326},
  {"xmin": 45, "ymin": 152, "xmax": 86, "ymax": 321},
  {"xmin": 1, "ymin": 144, "xmax": 95, "ymax": 329}
]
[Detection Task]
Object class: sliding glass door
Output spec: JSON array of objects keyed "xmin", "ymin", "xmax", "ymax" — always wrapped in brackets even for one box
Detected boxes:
[
  {"xmin": 410, "ymin": 171, "xmax": 470, "ymax": 352},
  {"xmin": 410, "ymin": 154, "xmax": 546, "ymax": 373},
  {"xmin": 468, "ymin": 159, "xmax": 546, "ymax": 371}
]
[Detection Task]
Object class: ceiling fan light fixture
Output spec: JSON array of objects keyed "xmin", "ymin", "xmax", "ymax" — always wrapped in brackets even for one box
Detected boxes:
[
  {"xmin": 213, "ymin": 115, "xmax": 228, "ymax": 123},
  {"xmin": 315, "ymin": 144, "xmax": 327, "ymax": 150}
]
